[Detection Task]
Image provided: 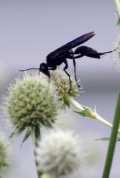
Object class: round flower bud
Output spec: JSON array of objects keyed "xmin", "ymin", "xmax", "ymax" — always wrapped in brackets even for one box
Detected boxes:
[
  {"xmin": 6, "ymin": 73, "xmax": 58, "ymax": 135},
  {"xmin": 51, "ymin": 70, "xmax": 78, "ymax": 106},
  {"xmin": 0, "ymin": 135, "xmax": 9, "ymax": 171},
  {"xmin": 35, "ymin": 130, "xmax": 81, "ymax": 177}
]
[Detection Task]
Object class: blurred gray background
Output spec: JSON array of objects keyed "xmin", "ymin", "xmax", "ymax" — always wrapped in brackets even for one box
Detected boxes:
[{"xmin": 0, "ymin": 0, "xmax": 120, "ymax": 178}]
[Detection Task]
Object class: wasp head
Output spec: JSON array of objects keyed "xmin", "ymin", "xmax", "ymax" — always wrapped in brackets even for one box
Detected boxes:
[{"xmin": 40, "ymin": 63, "xmax": 50, "ymax": 78}]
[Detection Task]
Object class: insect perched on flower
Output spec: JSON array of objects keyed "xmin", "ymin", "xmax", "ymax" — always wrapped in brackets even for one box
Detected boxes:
[{"xmin": 20, "ymin": 32, "xmax": 114, "ymax": 92}]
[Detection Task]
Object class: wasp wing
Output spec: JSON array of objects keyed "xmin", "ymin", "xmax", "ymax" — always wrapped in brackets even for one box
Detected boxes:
[{"xmin": 47, "ymin": 31, "xmax": 95, "ymax": 59}]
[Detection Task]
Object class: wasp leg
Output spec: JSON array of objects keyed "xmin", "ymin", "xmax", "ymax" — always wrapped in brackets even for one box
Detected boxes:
[
  {"xmin": 74, "ymin": 54, "xmax": 84, "ymax": 88},
  {"xmin": 68, "ymin": 53, "xmax": 84, "ymax": 89},
  {"xmin": 68, "ymin": 50, "xmax": 79, "ymax": 86},
  {"xmin": 63, "ymin": 60, "xmax": 72, "ymax": 93},
  {"xmin": 72, "ymin": 58, "xmax": 79, "ymax": 86}
]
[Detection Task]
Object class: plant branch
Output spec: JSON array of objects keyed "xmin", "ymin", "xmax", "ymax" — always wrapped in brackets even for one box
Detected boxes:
[{"xmin": 69, "ymin": 97, "xmax": 120, "ymax": 132}]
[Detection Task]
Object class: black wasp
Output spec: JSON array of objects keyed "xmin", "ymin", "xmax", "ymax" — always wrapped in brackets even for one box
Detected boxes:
[{"xmin": 20, "ymin": 32, "xmax": 114, "ymax": 91}]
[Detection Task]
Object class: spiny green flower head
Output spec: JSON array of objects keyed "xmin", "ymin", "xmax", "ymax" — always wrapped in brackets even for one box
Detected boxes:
[
  {"xmin": 0, "ymin": 135, "xmax": 9, "ymax": 171},
  {"xmin": 6, "ymin": 72, "xmax": 58, "ymax": 136},
  {"xmin": 51, "ymin": 70, "xmax": 78, "ymax": 106},
  {"xmin": 35, "ymin": 129, "xmax": 81, "ymax": 177}
]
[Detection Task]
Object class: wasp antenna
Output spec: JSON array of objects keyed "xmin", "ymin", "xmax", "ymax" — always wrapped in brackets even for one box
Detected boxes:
[{"xmin": 19, "ymin": 68, "xmax": 39, "ymax": 72}]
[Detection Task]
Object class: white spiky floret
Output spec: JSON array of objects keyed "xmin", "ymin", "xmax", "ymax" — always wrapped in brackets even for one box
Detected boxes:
[
  {"xmin": 35, "ymin": 129, "xmax": 81, "ymax": 177},
  {"xmin": 6, "ymin": 72, "xmax": 58, "ymax": 134}
]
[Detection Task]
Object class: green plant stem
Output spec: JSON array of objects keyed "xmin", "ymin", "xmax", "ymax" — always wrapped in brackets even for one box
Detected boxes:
[
  {"xmin": 32, "ymin": 127, "xmax": 41, "ymax": 178},
  {"xmin": 102, "ymin": 92, "xmax": 120, "ymax": 178}
]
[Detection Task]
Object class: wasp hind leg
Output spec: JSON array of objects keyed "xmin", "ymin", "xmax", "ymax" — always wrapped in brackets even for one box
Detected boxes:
[
  {"xmin": 72, "ymin": 58, "xmax": 81, "ymax": 89},
  {"xmin": 63, "ymin": 60, "xmax": 72, "ymax": 93}
]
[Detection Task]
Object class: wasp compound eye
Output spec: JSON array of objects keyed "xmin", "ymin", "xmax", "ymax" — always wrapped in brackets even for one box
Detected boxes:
[{"xmin": 40, "ymin": 63, "xmax": 50, "ymax": 78}]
